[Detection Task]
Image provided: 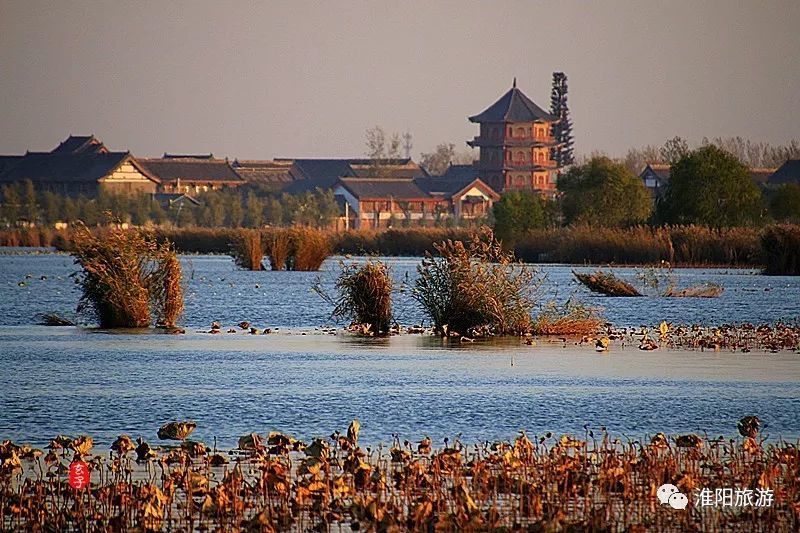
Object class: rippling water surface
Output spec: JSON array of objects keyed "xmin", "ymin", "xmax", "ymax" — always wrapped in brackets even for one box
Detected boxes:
[{"xmin": 0, "ymin": 252, "xmax": 798, "ymax": 447}]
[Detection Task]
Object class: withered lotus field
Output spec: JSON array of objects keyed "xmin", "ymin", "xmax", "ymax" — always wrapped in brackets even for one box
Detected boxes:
[{"xmin": 1, "ymin": 422, "xmax": 798, "ymax": 532}]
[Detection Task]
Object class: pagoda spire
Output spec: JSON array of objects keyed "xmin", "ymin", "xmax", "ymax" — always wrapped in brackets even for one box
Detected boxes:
[{"xmin": 513, "ymin": 77, "xmax": 517, "ymax": 88}]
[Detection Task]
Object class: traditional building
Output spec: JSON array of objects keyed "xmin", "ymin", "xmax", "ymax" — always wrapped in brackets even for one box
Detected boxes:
[
  {"xmin": 0, "ymin": 135, "xmax": 159, "ymax": 196},
  {"xmin": 467, "ymin": 80, "xmax": 560, "ymax": 194},
  {"xmin": 639, "ymin": 163, "xmax": 671, "ymax": 199},
  {"xmin": 416, "ymin": 165, "xmax": 500, "ymax": 218},
  {"xmin": 231, "ymin": 159, "xmax": 293, "ymax": 190},
  {"xmin": 768, "ymin": 160, "xmax": 800, "ymax": 185},
  {"xmin": 333, "ymin": 178, "xmax": 446, "ymax": 229},
  {"xmin": 137, "ymin": 156, "xmax": 246, "ymax": 194}
]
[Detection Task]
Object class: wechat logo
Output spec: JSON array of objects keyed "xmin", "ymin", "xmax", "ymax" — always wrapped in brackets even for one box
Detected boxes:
[{"xmin": 658, "ymin": 483, "xmax": 688, "ymax": 510}]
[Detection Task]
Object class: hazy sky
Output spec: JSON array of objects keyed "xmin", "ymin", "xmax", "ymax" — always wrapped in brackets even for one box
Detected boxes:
[{"xmin": 1, "ymin": 1, "xmax": 798, "ymax": 160}]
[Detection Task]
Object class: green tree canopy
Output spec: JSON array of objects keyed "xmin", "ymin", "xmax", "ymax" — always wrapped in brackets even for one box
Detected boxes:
[
  {"xmin": 769, "ymin": 183, "xmax": 800, "ymax": 223},
  {"xmin": 557, "ymin": 157, "xmax": 652, "ymax": 227},
  {"xmin": 658, "ymin": 145, "xmax": 764, "ymax": 227},
  {"xmin": 492, "ymin": 191, "xmax": 552, "ymax": 244}
]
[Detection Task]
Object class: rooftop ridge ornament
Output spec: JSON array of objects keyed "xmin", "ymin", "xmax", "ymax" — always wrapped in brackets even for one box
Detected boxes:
[{"xmin": 513, "ymin": 77, "xmax": 517, "ymax": 88}]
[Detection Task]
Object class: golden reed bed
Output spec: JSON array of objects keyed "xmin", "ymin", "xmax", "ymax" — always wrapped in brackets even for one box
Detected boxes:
[{"xmin": 1, "ymin": 423, "xmax": 798, "ymax": 532}]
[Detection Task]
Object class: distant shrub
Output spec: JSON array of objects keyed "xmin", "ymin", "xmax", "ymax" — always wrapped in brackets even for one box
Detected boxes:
[
  {"xmin": 72, "ymin": 225, "xmax": 183, "ymax": 328},
  {"xmin": 413, "ymin": 229, "xmax": 537, "ymax": 336},
  {"xmin": 761, "ymin": 224, "xmax": 800, "ymax": 275}
]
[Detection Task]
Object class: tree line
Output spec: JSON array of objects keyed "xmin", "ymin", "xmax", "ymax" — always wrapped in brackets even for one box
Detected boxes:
[
  {"xmin": 0, "ymin": 183, "xmax": 340, "ymax": 228},
  {"xmin": 494, "ymin": 145, "xmax": 800, "ymax": 244}
]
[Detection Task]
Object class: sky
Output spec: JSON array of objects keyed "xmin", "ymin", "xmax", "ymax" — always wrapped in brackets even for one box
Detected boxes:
[{"xmin": 0, "ymin": 1, "xmax": 798, "ymax": 160}]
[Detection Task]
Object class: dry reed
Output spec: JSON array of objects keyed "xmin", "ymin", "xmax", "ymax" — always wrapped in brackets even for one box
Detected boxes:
[
  {"xmin": 573, "ymin": 270, "xmax": 643, "ymax": 297},
  {"xmin": 71, "ymin": 225, "xmax": 184, "ymax": 328},
  {"xmin": 230, "ymin": 229, "xmax": 264, "ymax": 271},
  {"xmin": 290, "ymin": 227, "xmax": 330, "ymax": 271},
  {"xmin": 320, "ymin": 260, "xmax": 393, "ymax": 335},
  {"xmin": 413, "ymin": 229, "xmax": 537, "ymax": 336},
  {"xmin": 267, "ymin": 229, "xmax": 291, "ymax": 271},
  {"xmin": 532, "ymin": 299, "xmax": 604, "ymax": 336}
]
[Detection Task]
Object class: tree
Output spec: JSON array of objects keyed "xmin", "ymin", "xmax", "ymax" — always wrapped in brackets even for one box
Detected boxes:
[
  {"xmin": 226, "ymin": 195, "xmax": 244, "ymax": 227},
  {"xmin": 420, "ymin": 143, "xmax": 455, "ymax": 176},
  {"xmin": 130, "ymin": 194, "xmax": 151, "ymax": 226},
  {"xmin": 658, "ymin": 145, "xmax": 764, "ymax": 227},
  {"xmin": 558, "ymin": 157, "xmax": 652, "ymax": 227},
  {"xmin": 22, "ymin": 180, "xmax": 37, "ymax": 223},
  {"xmin": 365, "ymin": 126, "xmax": 402, "ymax": 178},
  {"xmin": 769, "ymin": 183, "xmax": 800, "ymax": 223},
  {"xmin": 660, "ymin": 136, "xmax": 690, "ymax": 164},
  {"xmin": 550, "ymin": 72, "xmax": 574, "ymax": 167},
  {"xmin": 41, "ymin": 191, "xmax": 62, "ymax": 224},
  {"xmin": 264, "ymin": 197, "xmax": 284, "ymax": 226},
  {"xmin": 620, "ymin": 144, "xmax": 664, "ymax": 174},
  {"xmin": 245, "ymin": 191, "xmax": 264, "ymax": 228},
  {"xmin": 1, "ymin": 184, "xmax": 21, "ymax": 224},
  {"xmin": 63, "ymin": 196, "xmax": 80, "ymax": 222},
  {"xmin": 492, "ymin": 191, "xmax": 550, "ymax": 244}
]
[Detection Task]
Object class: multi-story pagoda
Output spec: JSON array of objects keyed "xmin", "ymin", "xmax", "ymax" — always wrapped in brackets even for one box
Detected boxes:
[{"xmin": 467, "ymin": 79, "xmax": 560, "ymax": 194}]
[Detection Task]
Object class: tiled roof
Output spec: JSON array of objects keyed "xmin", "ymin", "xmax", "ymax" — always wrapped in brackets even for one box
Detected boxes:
[
  {"xmin": 137, "ymin": 158, "xmax": 245, "ymax": 183},
  {"xmin": 232, "ymin": 160, "xmax": 294, "ymax": 184},
  {"xmin": 768, "ymin": 160, "xmax": 800, "ymax": 185},
  {"xmin": 642, "ymin": 163, "xmax": 671, "ymax": 182},
  {"xmin": 0, "ymin": 155, "xmax": 23, "ymax": 174},
  {"xmin": 337, "ymin": 178, "xmax": 432, "ymax": 200},
  {"xmin": 417, "ymin": 166, "xmax": 500, "ymax": 200},
  {"xmin": 51, "ymin": 135, "xmax": 107, "ymax": 154},
  {"xmin": 0, "ymin": 152, "xmax": 136, "ymax": 183},
  {"xmin": 469, "ymin": 85, "xmax": 556, "ymax": 123},
  {"xmin": 749, "ymin": 168, "xmax": 777, "ymax": 184},
  {"xmin": 283, "ymin": 159, "xmax": 358, "ymax": 194},
  {"xmin": 163, "ymin": 153, "xmax": 214, "ymax": 159}
]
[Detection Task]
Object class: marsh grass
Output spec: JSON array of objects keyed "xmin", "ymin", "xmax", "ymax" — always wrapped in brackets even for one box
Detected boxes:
[
  {"xmin": 317, "ymin": 260, "xmax": 393, "ymax": 335},
  {"xmin": 230, "ymin": 229, "xmax": 264, "ymax": 271},
  {"xmin": 413, "ymin": 229, "xmax": 538, "ymax": 336},
  {"xmin": 72, "ymin": 224, "xmax": 184, "ymax": 328},
  {"xmin": 532, "ymin": 299, "xmax": 603, "ymax": 336},
  {"xmin": 573, "ymin": 270, "xmax": 642, "ymax": 297},
  {"xmin": 267, "ymin": 229, "xmax": 291, "ymax": 270},
  {"xmin": 289, "ymin": 227, "xmax": 331, "ymax": 271},
  {"xmin": 663, "ymin": 283, "xmax": 724, "ymax": 298},
  {"xmin": 761, "ymin": 224, "xmax": 800, "ymax": 275}
]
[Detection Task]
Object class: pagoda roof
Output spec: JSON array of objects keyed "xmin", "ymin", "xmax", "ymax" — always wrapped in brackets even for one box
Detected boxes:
[{"xmin": 469, "ymin": 83, "xmax": 556, "ymax": 123}]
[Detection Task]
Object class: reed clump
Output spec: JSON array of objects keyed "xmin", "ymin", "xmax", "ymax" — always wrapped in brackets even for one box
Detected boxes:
[
  {"xmin": 71, "ymin": 225, "xmax": 184, "ymax": 328},
  {"xmin": 413, "ymin": 229, "xmax": 537, "ymax": 336},
  {"xmin": 289, "ymin": 226, "xmax": 331, "ymax": 271},
  {"xmin": 573, "ymin": 270, "xmax": 642, "ymax": 297},
  {"xmin": 760, "ymin": 224, "xmax": 800, "ymax": 275},
  {"xmin": 230, "ymin": 229, "xmax": 264, "ymax": 270},
  {"xmin": 266, "ymin": 229, "xmax": 291, "ymax": 270},
  {"xmin": 321, "ymin": 260, "xmax": 393, "ymax": 335},
  {"xmin": 532, "ymin": 299, "xmax": 603, "ymax": 336},
  {"xmin": 663, "ymin": 283, "xmax": 724, "ymax": 298}
]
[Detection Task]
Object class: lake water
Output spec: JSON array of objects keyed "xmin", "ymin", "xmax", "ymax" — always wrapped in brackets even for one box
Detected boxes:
[{"xmin": 0, "ymin": 252, "xmax": 798, "ymax": 448}]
